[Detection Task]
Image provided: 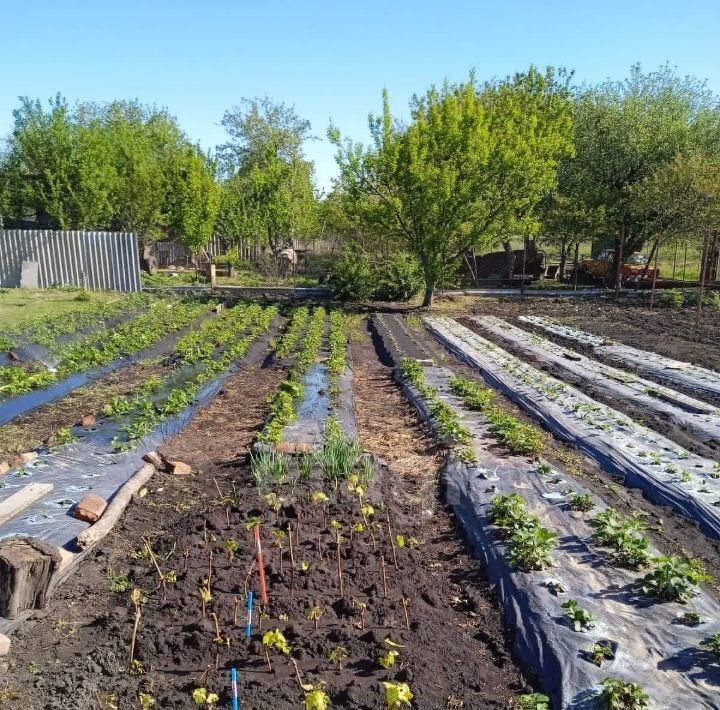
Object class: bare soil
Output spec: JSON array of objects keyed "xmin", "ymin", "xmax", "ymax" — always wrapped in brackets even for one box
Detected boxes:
[{"xmin": 0, "ymin": 322, "xmax": 535, "ymax": 709}]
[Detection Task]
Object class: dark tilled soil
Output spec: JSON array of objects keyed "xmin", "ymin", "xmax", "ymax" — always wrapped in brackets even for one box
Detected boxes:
[
  {"xmin": 457, "ymin": 317, "xmax": 720, "ymax": 461},
  {"xmin": 1, "ymin": 323, "xmax": 534, "ymax": 710},
  {"xmin": 0, "ymin": 363, "xmax": 166, "ymax": 462},
  {"xmin": 434, "ymin": 294, "xmax": 720, "ymax": 372},
  {"xmin": 390, "ymin": 314, "xmax": 720, "ymax": 600}
]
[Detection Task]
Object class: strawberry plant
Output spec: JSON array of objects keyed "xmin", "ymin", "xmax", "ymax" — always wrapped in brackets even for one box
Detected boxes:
[
  {"xmin": 561, "ymin": 599, "xmax": 595, "ymax": 631},
  {"xmin": 515, "ymin": 694, "xmax": 550, "ymax": 710},
  {"xmin": 589, "ymin": 643, "xmax": 615, "ymax": 667},
  {"xmin": 700, "ymin": 633, "xmax": 720, "ymax": 662},
  {"xmin": 568, "ymin": 493, "xmax": 595, "ymax": 512},
  {"xmin": 383, "ymin": 682, "xmax": 413, "ymax": 709},
  {"xmin": 635, "ymin": 556, "xmax": 711, "ymax": 602},
  {"xmin": 600, "ymin": 678, "xmax": 649, "ymax": 709},
  {"xmin": 508, "ymin": 526, "xmax": 557, "ymax": 570},
  {"xmin": 679, "ymin": 610, "xmax": 704, "ymax": 626}
]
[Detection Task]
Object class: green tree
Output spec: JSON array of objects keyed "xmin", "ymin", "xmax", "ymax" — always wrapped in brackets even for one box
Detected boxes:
[
  {"xmin": 169, "ymin": 147, "xmax": 220, "ymax": 252},
  {"xmin": 570, "ymin": 63, "xmax": 717, "ymax": 287},
  {"xmin": 218, "ymin": 97, "xmax": 318, "ymax": 251},
  {"xmin": 330, "ymin": 68, "xmax": 574, "ymax": 305}
]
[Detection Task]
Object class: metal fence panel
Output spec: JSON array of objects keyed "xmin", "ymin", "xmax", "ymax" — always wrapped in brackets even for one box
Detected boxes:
[{"xmin": 0, "ymin": 230, "xmax": 140, "ymax": 291}]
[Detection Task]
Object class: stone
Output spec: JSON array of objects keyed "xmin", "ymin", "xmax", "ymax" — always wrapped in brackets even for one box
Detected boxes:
[
  {"xmin": 167, "ymin": 460, "xmax": 192, "ymax": 476},
  {"xmin": 18, "ymin": 452, "xmax": 37, "ymax": 464},
  {"xmin": 74, "ymin": 494, "xmax": 108, "ymax": 523},
  {"xmin": 142, "ymin": 451, "xmax": 164, "ymax": 469},
  {"xmin": 80, "ymin": 414, "xmax": 96, "ymax": 427},
  {"xmin": 275, "ymin": 442, "xmax": 313, "ymax": 454},
  {"xmin": 0, "ymin": 634, "xmax": 10, "ymax": 657},
  {"xmin": 0, "ymin": 461, "xmax": 9, "ymax": 475}
]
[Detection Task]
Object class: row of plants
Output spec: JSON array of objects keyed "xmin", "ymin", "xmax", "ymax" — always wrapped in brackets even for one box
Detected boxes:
[
  {"xmin": 107, "ymin": 304, "xmax": 276, "ymax": 451},
  {"xmin": 399, "ymin": 357, "xmax": 473, "ymax": 448},
  {"xmin": 0, "ymin": 297, "xmax": 212, "ymax": 399},
  {"xmin": 327, "ymin": 310, "xmax": 348, "ymax": 395},
  {"xmin": 0, "ymin": 291, "xmax": 154, "ymax": 351},
  {"xmin": 389, "ymin": 337, "xmax": 720, "ymax": 709},
  {"xmin": 427, "ymin": 317, "xmax": 720, "ymax": 500},
  {"xmin": 273, "ymin": 307, "xmax": 309, "ymax": 361},
  {"xmin": 449, "ymin": 376, "xmax": 546, "ymax": 455},
  {"xmin": 258, "ymin": 307, "xmax": 327, "ymax": 444}
]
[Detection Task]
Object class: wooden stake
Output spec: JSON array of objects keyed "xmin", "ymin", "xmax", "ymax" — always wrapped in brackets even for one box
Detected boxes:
[
  {"xmin": 129, "ymin": 605, "xmax": 141, "ymax": 668},
  {"xmin": 289, "ymin": 657, "xmax": 304, "ymax": 689},
  {"xmin": 233, "ymin": 597, "xmax": 241, "ymax": 626},
  {"xmin": 387, "ymin": 519, "xmax": 398, "ymax": 568},
  {"xmin": 380, "ymin": 554, "xmax": 388, "ymax": 598},
  {"xmin": 401, "ymin": 597, "xmax": 411, "ymax": 630},
  {"xmin": 211, "ymin": 612, "xmax": 222, "ymax": 642},
  {"xmin": 336, "ymin": 530, "xmax": 344, "ymax": 598}
]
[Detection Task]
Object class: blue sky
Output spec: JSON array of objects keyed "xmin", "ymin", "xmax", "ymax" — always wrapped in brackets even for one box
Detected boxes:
[{"xmin": 2, "ymin": 1, "xmax": 719, "ymax": 192}]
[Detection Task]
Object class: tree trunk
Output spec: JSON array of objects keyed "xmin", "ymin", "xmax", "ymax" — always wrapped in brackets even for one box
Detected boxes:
[
  {"xmin": 613, "ymin": 221, "xmax": 626, "ymax": 295},
  {"xmin": 558, "ymin": 240, "xmax": 568, "ymax": 282},
  {"xmin": 421, "ymin": 282, "xmax": 434, "ymax": 308}
]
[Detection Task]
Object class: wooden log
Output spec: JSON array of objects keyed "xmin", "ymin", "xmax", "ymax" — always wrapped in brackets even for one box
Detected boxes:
[
  {"xmin": 75, "ymin": 463, "xmax": 155, "ymax": 550},
  {"xmin": 0, "ymin": 537, "xmax": 61, "ymax": 618},
  {"xmin": 0, "ymin": 483, "xmax": 53, "ymax": 526}
]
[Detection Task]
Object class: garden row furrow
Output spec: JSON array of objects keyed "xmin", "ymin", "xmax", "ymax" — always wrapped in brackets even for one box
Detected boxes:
[
  {"xmin": 395, "ymin": 355, "xmax": 720, "ymax": 709},
  {"xmin": 0, "ymin": 297, "xmax": 215, "ymax": 424},
  {"xmin": 425, "ymin": 316, "xmax": 720, "ymax": 539},
  {"xmin": 471, "ymin": 315, "xmax": 720, "ymax": 447},
  {"xmin": 520, "ymin": 315, "xmax": 720, "ymax": 403},
  {"xmin": 0, "ymin": 304, "xmax": 280, "ymax": 600}
]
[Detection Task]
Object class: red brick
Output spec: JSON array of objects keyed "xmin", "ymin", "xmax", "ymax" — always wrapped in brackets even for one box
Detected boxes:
[{"xmin": 74, "ymin": 494, "xmax": 108, "ymax": 523}]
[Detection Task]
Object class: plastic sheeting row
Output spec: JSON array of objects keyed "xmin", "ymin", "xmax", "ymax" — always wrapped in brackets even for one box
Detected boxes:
[
  {"xmin": 472, "ymin": 315, "xmax": 720, "ymax": 445},
  {"xmin": 425, "ymin": 317, "xmax": 720, "ymax": 539},
  {"xmin": 398, "ymin": 362, "xmax": 720, "ymax": 709},
  {"xmin": 519, "ymin": 315, "xmax": 720, "ymax": 404}
]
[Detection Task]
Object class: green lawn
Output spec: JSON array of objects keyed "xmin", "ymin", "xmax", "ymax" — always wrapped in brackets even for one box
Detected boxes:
[{"xmin": 0, "ymin": 288, "xmax": 120, "ymax": 329}]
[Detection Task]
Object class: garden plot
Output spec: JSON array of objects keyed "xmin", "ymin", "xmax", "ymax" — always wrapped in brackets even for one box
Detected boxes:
[
  {"xmin": 472, "ymin": 315, "xmax": 720, "ymax": 447},
  {"xmin": 0, "ymin": 304, "xmax": 279, "ymax": 630},
  {"xmin": 520, "ymin": 314, "xmax": 720, "ymax": 403},
  {"xmin": 259, "ymin": 308, "xmax": 357, "ymax": 451},
  {"xmin": 425, "ymin": 316, "xmax": 720, "ymax": 539},
  {"xmin": 0, "ymin": 297, "xmax": 214, "ymax": 426},
  {"xmin": 394, "ymin": 356, "xmax": 720, "ymax": 709}
]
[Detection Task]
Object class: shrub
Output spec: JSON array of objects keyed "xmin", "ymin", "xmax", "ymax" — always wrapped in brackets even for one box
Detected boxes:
[
  {"xmin": 373, "ymin": 253, "xmax": 423, "ymax": 301},
  {"xmin": 635, "ymin": 556, "xmax": 710, "ymax": 602},
  {"xmin": 329, "ymin": 250, "xmax": 374, "ymax": 300}
]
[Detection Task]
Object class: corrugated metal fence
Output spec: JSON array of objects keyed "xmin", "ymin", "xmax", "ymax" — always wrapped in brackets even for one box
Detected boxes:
[{"xmin": 0, "ymin": 230, "xmax": 141, "ymax": 291}]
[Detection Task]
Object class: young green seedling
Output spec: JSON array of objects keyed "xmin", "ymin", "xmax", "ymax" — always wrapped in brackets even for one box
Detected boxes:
[
  {"xmin": 515, "ymin": 694, "xmax": 550, "ymax": 710},
  {"xmin": 307, "ymin": 605, "xmax": 325, "ymax": 632},
  {"xmin": 262, "ymin": 629, "xmax": 291, "ymax": 672},
  {"xmin": 589, "ymin": 643, "xmax": 615, "ymax": 667},
  {"xmin": 223, "ymin": 539, "xmax": 240, "ymax": 564},
  {"xmin": 600, "ymin": 678, "xmax": 649, "ymax": 709},
  {"xmin": 328, "ymin": 645, "xmax": 348, "ymax": 671},
  {"xmin": 302, "ymin": 682, "xmax": 331, "ymax": 710},
  {"xmin": 382, "ymin": 682, "xmax": 413, "ymax": 709},
  {"xmin": 272, "ymin": 530, "xmax": 287, "ymax": 574},
  {"xmin": 192, "ymin": 688, "xmax": 220, "ymax": 706},
  {"xmin": 562, "ymin": 600, "xmax": 595, "ymax": 632},
  {"xmin": 199, "ymin": 581, "xmax": 213, "ymax": 619},
  {"xmin": 378, "ymin": 639, "xmax": 404, "ymax": 669}
]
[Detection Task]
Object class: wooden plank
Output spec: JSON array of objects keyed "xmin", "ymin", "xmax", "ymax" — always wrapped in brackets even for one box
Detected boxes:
[{"xmin": 0, "ymin": 483, "xmax": 54, "ymax": 526}]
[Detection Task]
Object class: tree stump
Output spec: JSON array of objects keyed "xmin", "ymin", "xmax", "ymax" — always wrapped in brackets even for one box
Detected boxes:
[{"xmin": 0, "ymin": 537, "xmax": 61, "ymax": 619}]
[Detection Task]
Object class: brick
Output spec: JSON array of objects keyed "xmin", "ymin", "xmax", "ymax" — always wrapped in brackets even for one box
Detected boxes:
[
  {"xmin": 167, "ymin": 460, "xmax": 192, "ymax": 476},
  {"xmin": 0, "ymin": 634, "xmax": 10, "ymax": 657},
  {"xmin": 0, "ymin": 461, "xmax": 9, "ymax": 475},
  {"xmin": 275, "ymin": 442, "xmax": 313, "ymax": 454},
  {"xmin": 81, "ymin": 414, "xmax": 96, "ymax": 427},
  {"xmin": 74, "ymin": 494, "xmax": 108, "ymax": 523}
]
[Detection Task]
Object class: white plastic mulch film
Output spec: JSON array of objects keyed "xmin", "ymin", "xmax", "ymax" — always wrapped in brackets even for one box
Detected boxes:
[
  {"xmin": 519, "ymin": 315, "xmax": 720, "ymax": 403},
  {"xmin": 399, "ymin": 362, "xmax": 720, "ymax": 709},
  {"xmin": 424, "ymin": 317, "xmax": 720, "ymax": 539},
  {"xmin": 472, "ymin": 315, "xmax": 720, "ymax": 445}
]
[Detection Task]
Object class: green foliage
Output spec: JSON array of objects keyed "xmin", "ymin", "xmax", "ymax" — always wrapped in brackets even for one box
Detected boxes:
[
  {"xmin": 372, "ymin": 253, "xmax": 424, "ymax": 301},
  {"xmin": 315, "ymin": 424, "xmax": 363, "ymax": 487},
  {"xmin": 562, "ymin": 599, "xmax": 596, "ymax": 632},
  {"xmin": 262, "ymin": 628, "xmax": 291, "ymax": 655},
  {"xmin": 382, "ymin": 682, "xmax": 413, "ymax": 709},
  {"xmin": 330, "ymin": 68, "xmax": 574, "ymax": 304},
  {"xmin": 590, "ymin": 508, "xmax": 651, "ymax": 569},
  {"xmin": 700, "ymin": 633, "xmax": 720, "ymax": 662},
  {"xmin": 567, "ymin": 493, "xmax": 595, "ymax": 512},
  {"xmin": 303, "ymin": 684, "xmax": 331, "ymax": 710},
  {"xmin": 508, "ymin": 526, "xmax": 558, "ymax": 571},
  {"xmin": 329, "ymin": 250, "xmax": 374, "ymax": 301},
  {"xmin": 589, "ymin": 643, "xmax": 616, "ymax": 667},
  {"xmin": 600, "ymin": 678, "xmax": 649, "ymax": 709},
  {"xmin": 216, "ymin": 97, "xmax": 318, "ymax": 250},
  {"xmin": 635, "ymin": 556, "xmax": 711, "ymax": 603},
  {"xmin": 274, "ymin": 307, "xmax": 309, "ymax": 360},
  {"xmin": 250, "ymin": 450, "xmax": 289, "ymax": 488},
  {"xmin": 192, "ymin": 688, "xmax": 219, "ymax": 706},
  {"xmin": 515, "ymin": 693, "xmax": 550, "ymax": 710}
]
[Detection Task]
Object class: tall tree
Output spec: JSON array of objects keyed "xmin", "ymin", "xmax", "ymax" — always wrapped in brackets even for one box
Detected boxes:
[
  {"xmin": 217, "ymin": 97, "xmax": 318, "ymax": 251},
  {"xmin": 330, "ymin": 68, "xmax": 574, "ymax": 305},
  {"xmin": 570, "ymin": 64, "xmax": 718, "ymax": 286}
]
